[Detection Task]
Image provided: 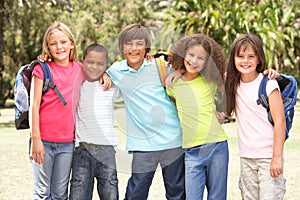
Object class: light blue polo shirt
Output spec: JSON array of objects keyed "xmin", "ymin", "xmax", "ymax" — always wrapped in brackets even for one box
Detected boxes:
[{"xmin": 106, "ymin": 59, "xmax": 182, "ymax": 151}]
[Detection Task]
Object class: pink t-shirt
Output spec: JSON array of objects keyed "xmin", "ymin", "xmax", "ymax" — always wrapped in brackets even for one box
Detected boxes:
[
  {"xmin": 32, "ymin": 61, "xmax": 84, "ymax": 142},
  {"xmin": 236, "ymin": 73, "xmax": 279, "ymax": 158}
]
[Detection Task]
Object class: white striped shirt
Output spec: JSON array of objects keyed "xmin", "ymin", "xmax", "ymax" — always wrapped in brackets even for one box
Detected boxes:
[{"xmin": 75, "ymin": 81, "xmax": 120, "ymax": 147}]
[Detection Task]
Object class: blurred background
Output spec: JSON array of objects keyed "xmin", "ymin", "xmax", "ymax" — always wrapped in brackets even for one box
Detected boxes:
[{"xmin": 0, "ymin": 0, "xmax": 299, "ymax": 106}]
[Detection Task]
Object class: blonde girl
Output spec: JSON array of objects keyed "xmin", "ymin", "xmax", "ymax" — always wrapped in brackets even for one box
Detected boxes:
[{"xmin": 30, "ymin": 22, "xmax": 83, "ymax": 199}]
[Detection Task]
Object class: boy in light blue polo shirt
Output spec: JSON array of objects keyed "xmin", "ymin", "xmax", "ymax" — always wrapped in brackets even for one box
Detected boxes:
[{"xmin": 105, "ymin": 23, "xmax": 185, "ymax": 200}]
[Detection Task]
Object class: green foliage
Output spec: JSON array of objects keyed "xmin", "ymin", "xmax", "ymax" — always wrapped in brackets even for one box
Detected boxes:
[
  {"xmin": 0, "ymin": 0, "xmax": 299, "ymax": 106},
  {"xmin": 0, "ymin": 0, "xmax": 154, "ymax": 106},
  {"xmin": 165, "ymin": 0, "xmax": 300, "ymax": 75}
]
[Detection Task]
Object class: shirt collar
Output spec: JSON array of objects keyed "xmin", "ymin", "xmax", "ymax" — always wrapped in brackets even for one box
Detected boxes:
[{"xmin": 119, "ymin": 59, "xmax": 153, "ymax": 72}]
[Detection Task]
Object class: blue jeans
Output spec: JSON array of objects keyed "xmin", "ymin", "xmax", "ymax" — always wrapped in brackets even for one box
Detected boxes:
[
  {"xmin": 125, "ymin": 147, "xmax": 185, "ymax": 200},
  {"xmin": 185, "ymin": 141, "xmax": 229, "ymax": 200},
  {"xmin": 32, "ymin": 140, "xmax": 74, "ymax": 200},
  {"xmin": 69, "ymin": 143, "xmax": 118, "ymax": 200}
]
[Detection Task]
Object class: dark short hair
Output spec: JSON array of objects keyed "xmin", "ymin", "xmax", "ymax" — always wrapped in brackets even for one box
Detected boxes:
[
  {"xmin": 118, "ymin": 24, "xmax": 151, "ymax": 57},
  {"xmin": 83, "ymin": 43, "xmax": 108, "ymax": 63}
]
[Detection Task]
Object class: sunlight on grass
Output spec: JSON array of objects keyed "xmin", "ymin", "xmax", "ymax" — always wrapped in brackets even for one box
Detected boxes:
[{"xmin": 1, "ymin": 101, "xmax": 299, "ymax": 199}]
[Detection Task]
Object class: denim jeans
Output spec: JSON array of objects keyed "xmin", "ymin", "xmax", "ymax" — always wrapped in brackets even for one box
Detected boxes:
[
  {"xmin": 185, "ymin": 141, "xmax": 229, "ymax": 200},
  {"xmin": 124, "ymin": 147, "xmax": 185, "ymax": 200},
  {"xmin": 32, "ymin": 140, "xmax": 74, "ymax": 200},
  {"xmin": 69, "ymin": 143, "xmax": 118, "ymax": 200}
]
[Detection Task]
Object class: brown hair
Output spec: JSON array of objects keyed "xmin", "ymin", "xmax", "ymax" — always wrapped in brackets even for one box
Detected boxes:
[
  {"xmin": 42, "ymin": 22, "xmax": 77, "ymax": 61},
  {"xmin": 225, "ymin": 34, "xmax": 266, "ymax": 116},
  {"xmin": 118, "ymin": 23, "xmax": 151, "ymax": 57},
  {"xmin": 170, "ymin": 34, "xmax": 227, "ymax": 87}
]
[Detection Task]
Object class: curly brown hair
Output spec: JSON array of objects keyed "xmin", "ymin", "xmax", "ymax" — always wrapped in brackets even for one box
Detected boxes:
[{"xmin": 169, "ymin": 34, "xmax": 227, "ymax": 87}]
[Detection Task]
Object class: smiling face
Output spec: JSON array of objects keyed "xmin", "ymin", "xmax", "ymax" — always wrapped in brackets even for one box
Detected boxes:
[
  {"xmin": 122, "ymin": 39, "xmax": 146, "ymax": 70},
  {"xmin": 183, "ymin": 45, "xmax": 207, "ymax": 78},
  {"xmin": 82, "ymin": 51, "xmax": 107, "ymax": 82},
  {"xmin": 234, "ymin": 45, "xmax": 260, "ymax": 81},
  {"xmin": 47, "ymin": 29, "xmax": 74, "ymax": 66}
]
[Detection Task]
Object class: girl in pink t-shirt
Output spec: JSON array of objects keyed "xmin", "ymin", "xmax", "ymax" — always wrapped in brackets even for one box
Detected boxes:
[
  {"xmin": 30, "ymin": 22, "xmax": 83, "ymax": 199},
  {"xmin": 225, "ymin": 34, "xmax": 286, "ymax": 199}
]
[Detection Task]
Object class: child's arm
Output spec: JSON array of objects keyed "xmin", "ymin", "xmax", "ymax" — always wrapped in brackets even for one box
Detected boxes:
[
  {"xmin": 29, "ymin": 76, "xmax": 45, "ymax": 165},
  {"xmin": 165, "ymin": 69, "xmax": 185, "ymax": 88},
  {"xmin": 268, "ymin": 88, "xmax": 286, "ymax": 178},
  {"xmin": 101, "ymin": 73, "xmax": 114, "ymax": 90}
]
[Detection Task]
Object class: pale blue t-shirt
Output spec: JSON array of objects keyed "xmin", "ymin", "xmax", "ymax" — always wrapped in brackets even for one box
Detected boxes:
[{"xmin": 106, "ymin": 59, "xmax": 182, "ymax": 151}]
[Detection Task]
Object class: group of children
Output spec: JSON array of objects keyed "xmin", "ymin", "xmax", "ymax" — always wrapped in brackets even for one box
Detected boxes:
[{"xmin": 28, "ymin": 21, "xmax": 286, "ymax": 200}]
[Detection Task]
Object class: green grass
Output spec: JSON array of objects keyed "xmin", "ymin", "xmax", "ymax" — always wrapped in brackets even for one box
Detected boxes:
[{"xmin": 1, "ymin": 104, "xmax": 300, "ymax": 199}]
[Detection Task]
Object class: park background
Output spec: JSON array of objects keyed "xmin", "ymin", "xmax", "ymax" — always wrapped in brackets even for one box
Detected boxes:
[
  {"xmin": 0, "ymin": 0, "xmax": 299, "ymax": 105},
  {"xmin": 0, "ymin": 0, "xmax": 300, "ymax": 199}
]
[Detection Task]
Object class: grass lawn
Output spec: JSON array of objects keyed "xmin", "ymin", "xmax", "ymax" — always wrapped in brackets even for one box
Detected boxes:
[{"xmin": 0, "ymin": 102, "xmax": 300, "ymax": 199}]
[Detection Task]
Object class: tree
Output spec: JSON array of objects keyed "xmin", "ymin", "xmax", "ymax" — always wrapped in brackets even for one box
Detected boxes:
[
  {"xmin": 0, "ymin": 0, "xmax": 155, "ymax": 106},
  {"xmin": 164, "ymin": 0, "xmax": 300, "ymax": 74}
]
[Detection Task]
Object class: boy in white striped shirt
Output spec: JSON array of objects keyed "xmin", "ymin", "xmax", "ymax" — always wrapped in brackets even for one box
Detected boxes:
[{"xmin": 69, "ymin": 44, "xmax": 120, "ymax": 200}]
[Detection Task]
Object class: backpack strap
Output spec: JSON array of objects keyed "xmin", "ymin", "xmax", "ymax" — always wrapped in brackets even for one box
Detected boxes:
[
  {"xmin": 48, "ymin": 82, "xmax": 67, "ymax": 105},
  {"xmin": 37, "ymin": 61, "xmax": 67, "ymax": 105},
  {"xmin": 38, "ymin": 61, "xmax": 52, "ymax": 94},
  {"xmin": 257, "ymin": 75, "xmax": 270, "ymax": 111},
  {"xmin": 155, "ymin": 55, "xmax": 167, "ymax": 87}
]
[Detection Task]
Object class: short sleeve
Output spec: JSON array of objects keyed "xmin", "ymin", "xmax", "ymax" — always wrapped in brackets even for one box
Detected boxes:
[
  {"xmin": 106, "ymin": 61, "xmax": 120, "ymax": 85},
  {"xmin": 266, "ymin": 79, "xmax": 280, "ymax": 96},
  {"xmin": 32, "ymin": 64, "xmax": 44, "ymax": 80},
  {"xmin": 166, "ymin": 87, "xmax": 174, "ymax": 98},
  {"xmin": 113, "ymin": 87, "xmax": 121, "ymax": 100}
]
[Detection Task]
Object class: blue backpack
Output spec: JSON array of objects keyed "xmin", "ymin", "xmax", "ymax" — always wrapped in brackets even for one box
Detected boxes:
[
  {"xmin": 257, "ymin": 74, "xmax": 298, "ymax": 139},
  {"xmin": 14, "ymin": 60, "xmax": 67, "ymax": 130}
]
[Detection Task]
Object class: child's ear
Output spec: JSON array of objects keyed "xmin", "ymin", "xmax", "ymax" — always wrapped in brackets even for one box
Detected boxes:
[{"xmin": 70, "ymin": 42, "xmax": 74, "ymax": 49}]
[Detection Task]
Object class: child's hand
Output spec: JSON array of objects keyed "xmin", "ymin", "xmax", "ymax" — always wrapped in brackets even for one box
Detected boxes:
[
  {"xmin": 216, "ymin": 111, "xmax": 225, "ymax": 124},
  {"xmin": 30, "ymin": 139, "xmax": 45, "ymax": 165},
  {"xmin": 145, "ymin": 53, "xmax": 154, "ymax": 61},
  {"xmin": 270, "ymin": 156, "xmax": 283, "ymax": 178},
  {"xmin": 37, "ymin": 53, "xmax": 51, "ymax": 62},
  {"xmin": 101, "ymin": 73, "xmax": 113, "ymax": 90},
  {"xmin": 166, "ymin": 70, "xmax": 183, "ymax": 88},
  {"xmin": 263, "ymin": 68, "xmax": 279, "ymax": 79}
]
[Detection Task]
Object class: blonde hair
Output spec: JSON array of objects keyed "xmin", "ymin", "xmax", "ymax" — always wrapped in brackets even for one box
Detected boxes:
[{"xmin": 42, "ymin": 22, "xmax": 77, "ymax": 61}]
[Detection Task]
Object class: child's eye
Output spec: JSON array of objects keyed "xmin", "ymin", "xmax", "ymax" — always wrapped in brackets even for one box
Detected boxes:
[{"xmin": 97, "ymin": 62, "xmax": 106, "ymax": 67}]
